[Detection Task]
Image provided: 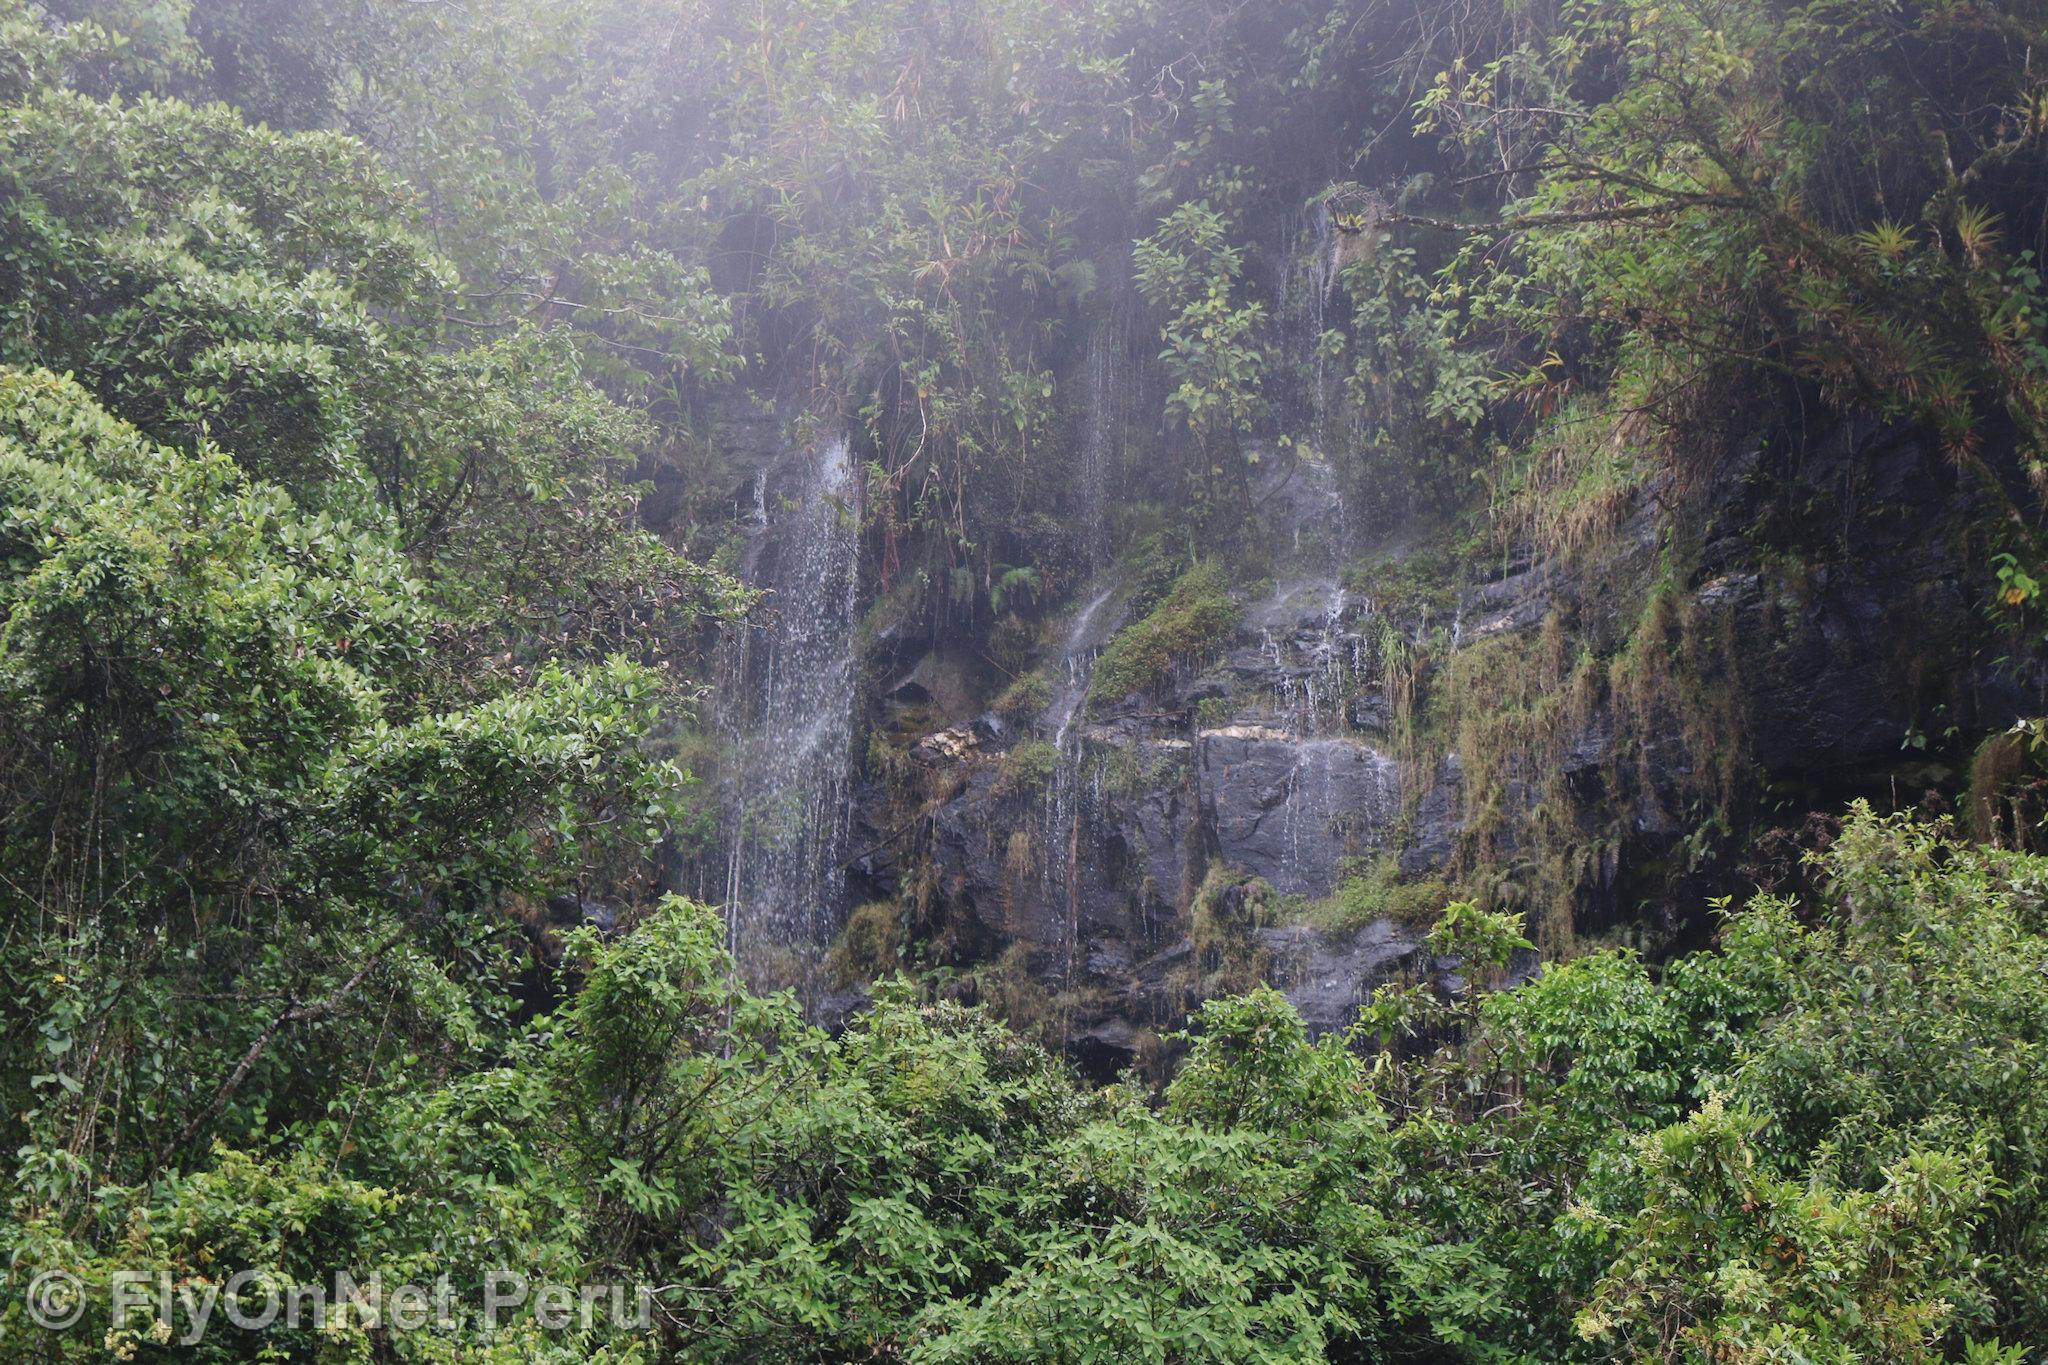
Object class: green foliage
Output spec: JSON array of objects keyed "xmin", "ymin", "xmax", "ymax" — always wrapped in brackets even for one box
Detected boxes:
[
  {"xmin": 0, "ymin": 365, "xmax": 688, "ymax": 1188},
  {"xmin": 1134, "ymin": 200, "xmax": 1270, "ymax": 499},
  {"xmin": 1422, "ymin": 0, "xmax": 2048, "ymax": 513},
  {"xmin": 1183, "ymin": 863, "xmax": 1282, "ymax": 996},
  {"xmin": 1090, "ymin": 562, "xmax": 1238, "ymax": 701},
  {"xmin": 12, "ymin": 507, "xmax": 2048, "ymax": 1364},
  {"xmin": 11, "ymin": 1, "xmax": 2048, "ymax": 1361},
  {"xmin": 1727, "ymin": 809, "xmax": 2048, "ymax": 1333},
  {"xmin": 1337, "ymin": 241, "xmax": 1492, "ymax": 510},
  {"xmin": 990, "ymin": 564, "xmax": 1042, "ymax": 616},
  {"xmin": 1348, "ymin": 808, "xmax": 2048, "ymax": 1355},
  {"xmin": 828, "ymin": 900, "xmax": 910, "ymax": 985},
  {"xmin": 993, "ymin": 669, "xmax": 1053, "ymax": 721},
  {"xmin": 0, "ymin": 19, "xmax": 740, "ymax": 1358},
  {"xmin": 1576, "ymin": 1097, "xmax": 1988, "ymax": 1361},
  {"xmin": 996, "ymin": 737, "xmax": 1061, "ymax": 795},
  {"xmin": 1310, "ymin": 854, "xmax": 1452, "ymax": 932},
  {"xmin": 0, "ymin": 7, "xmax": 745, "ymax": 665}
]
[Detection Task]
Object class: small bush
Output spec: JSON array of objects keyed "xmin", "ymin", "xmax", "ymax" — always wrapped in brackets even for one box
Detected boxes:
[
  {"xmin": 828, "ymin": 900, "xmax": 908, "ymax": 985},
  {"xmin": 1185, "ymin": 863, "xmax": 1285, "ymax": 995},
  {"xmin": 993, "ymin": 670, "xmax": 1052, "ymax": 721},
  {"xmin": 995, "ymin": 738, "xmax": 1060, "ymax": 795},
  {"xmin": 1305, "ymin": 855, "xmax": 1451, "ymax": 933},
  {"xmin": 1122, "ymin": 529, "xmax": 1194, "ymax": 611},
  {"xmin": 1344, "ymin": 546, "xmax": 1459, "ymax": 621},
  {"xmin": 987, "ymin": 611, "xmax": 1038, "ymax": 674}
]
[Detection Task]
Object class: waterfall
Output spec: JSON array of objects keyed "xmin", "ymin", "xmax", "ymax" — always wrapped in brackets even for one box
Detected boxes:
[
  {"xmin": 1275, "ymin": 738, "xmax": 1403, "ymax": 897},
  {"xmin": 1047, "ymin": 586, "xmax": 1116, "ymax": 750},
  {"xmin": 1076, "ymin": 307, "xmax": 1132, "ymax": 569},
  {"xmin": 1030, "ymin": 307, "xmax": 1138, "ymax": 979},
  {"xmin": 1041, "ymin": 585, "xmax": 1119, "ymax": 983},
  {"xmin": 1277, "ymin": 203, "xmax": 1340, "ymax": 453},
  {"xmin": 720, "ymin": 434, "xmax": 860, "ymax": 996},
  {"xmin": 1255, "ymin": 452, "xmax": 1358, "ymax": 738},
  {"xmin": 1188, "ymin": 444, "xmax": 1411, "ymax": 902}
]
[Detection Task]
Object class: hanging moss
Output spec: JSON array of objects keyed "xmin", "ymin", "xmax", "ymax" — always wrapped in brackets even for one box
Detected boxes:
[
  {"xmin": 1491, "ymin": 397, "xmax": 1653, "ymax": 567},
  {"xmin": 1091, "ymin": 563, "xmax": 1240, "ymax": 700},
  {"xmin": 1181, "ymin": 863, "xmax": 1281, "ymax": 999},
  {"xmin": 1387, "ymin": 555, "xmax": 1744, "ymax": 952},
  {"xmin": 828, "ymin": 901, "xmax": 910, "ymax": 986},
  {"xmin": 1345, "ymin": 545, "xmax": 1461, "ymax": 621},
  {"xmin": 1967, "ymin": 727, "xmax": 2048, "ymax": 852},
  {"xmin": 1607, "ymin": 574, "xmax": 1746, "ymax": 832},
  {"xmin": 1005, "ymin": 827, "xmax": 1039, "ymax": 883},
  {"xmin": 993, "ymin": 670, "xmax": 1053, "ymax": 721},
  {"xmin": 955, "ymin": 942, "xmax": 1111, "ymax": 1051}
]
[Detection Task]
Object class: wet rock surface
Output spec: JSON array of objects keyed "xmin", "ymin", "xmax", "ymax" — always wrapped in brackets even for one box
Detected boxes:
[
  {"xmin": 1253, "ymin": 920, "xmax": 1425, "ymax": 1035},
  {"xmin": 837, "ymin": 418, "xmax": 2045, "ymax": 1077},
  {"xmin": 1198, "ymin": 729, "xmax": 1399, "ymax": 897}
]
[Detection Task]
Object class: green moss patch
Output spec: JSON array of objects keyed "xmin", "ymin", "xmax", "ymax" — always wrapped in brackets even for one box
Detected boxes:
[{"xmin": 1090, "ymin": 563, "xmax": 1239, "ymax": 701}]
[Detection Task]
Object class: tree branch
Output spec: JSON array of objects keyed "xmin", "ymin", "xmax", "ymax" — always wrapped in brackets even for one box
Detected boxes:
[
  {"xmin": 1378, "ymin": 194, "xmax": 1745, "ymax": 237},
  {"xmin": 165, "ymin": 922, "xmax": 411, "ymax": 1163}
]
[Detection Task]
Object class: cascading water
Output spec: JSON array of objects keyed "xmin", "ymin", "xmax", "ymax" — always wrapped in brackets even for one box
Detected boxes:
[
  {"xmin": 1047, "ymin": 587, "xmax": 1116, "ymax": 752},
  {"xmin": 719, "ymin": 434, "xmax": 860, "ymax": 997},
  {"xmin": 1255, "ymin": 451, "xmax": 1360, "ymax": 736},
  {"xmin": 1203, "ymin": 445, "xmax": 1403, "ymax": 899},
  {"xmin": 1022, "ymin": 305, "xmax": 1140, "ymax": 983},
  {"xmin": 1076, "ymin": 307, "xmax": 1134, "ymax": 569},
  {"xmin": 1277, "ymin": 203, "xmax": 1341, "ymax": 454},
  {"xmin": 1041, "ymin": 585, "xmax": 1119, "ymax": 984}
]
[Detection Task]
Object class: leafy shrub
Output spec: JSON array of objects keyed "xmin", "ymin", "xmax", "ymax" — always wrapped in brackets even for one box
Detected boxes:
[
  {"xmin": 1308, "ymin": 854, "xmax": 1451, "ymax": 932},
  {"xmin": 1185, "ymin": 862, "xmax": 1283, "ymax": 992},
  {"xmin": 1121, "ymin": 530, "xmax": 1195, "ymax": 611},
  {"xmin": 995, "ymin": 737, "xmax": 1060, "ymax": 795},
  {"xmin": 829, "ymin": 900, "xmax": 909, "ymax": 984}
]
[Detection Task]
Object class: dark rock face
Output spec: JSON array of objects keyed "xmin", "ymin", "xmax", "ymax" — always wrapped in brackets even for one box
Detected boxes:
[
  {"xmin": 847, "ymin": 455, "xmax": 1436, "ymax": 1071},
  {"xmin": 1461, "ymin": 565, "xmax": 1552, "ymax": 642},
  {"xmin": 1253, "ymin": 920, "xmax": 1424, "ymax": 1035},
  {"xmin": 1690, "ymin": 417, "xmax": 2040, "ymax": 777},
  {"xmin": 1402, "ymin": 754, "xmax": 1464, "ymax": 876},
  {"xmin": 1198, "ymin": 728, "xmax": 1399, "ymax": 897},
  {"xmin": 1107, "ymin": 739, "xmax": 1202, "ymax": 927},
  {"xmin": 842, "ymin": 415, "xmax": 2045, "ymax": 1078},
  {"xmin": 638, "ymin": 397, "xmax": 785, "ymax": 543}
]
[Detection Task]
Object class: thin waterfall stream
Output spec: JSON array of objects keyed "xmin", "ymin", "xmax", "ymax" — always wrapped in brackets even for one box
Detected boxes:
[
  {"xmin": 1041, "ymin": 585, "xmax": 1120, "ymax": 985},
  {"xmin": 1077, "ymin": 305, "xmax": 1134, "ymax": 569}
]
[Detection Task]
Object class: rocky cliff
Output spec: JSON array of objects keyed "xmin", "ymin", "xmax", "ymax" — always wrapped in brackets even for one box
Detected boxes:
[{"xmin": 812, "ymin": 394, "xmax": 2045, "ymax": 1076}]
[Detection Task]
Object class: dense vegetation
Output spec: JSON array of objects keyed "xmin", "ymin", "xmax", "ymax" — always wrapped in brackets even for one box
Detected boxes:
[{"xmin": 3, "ymin": 0, "xmax": 2048, "ymax": 1360}]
